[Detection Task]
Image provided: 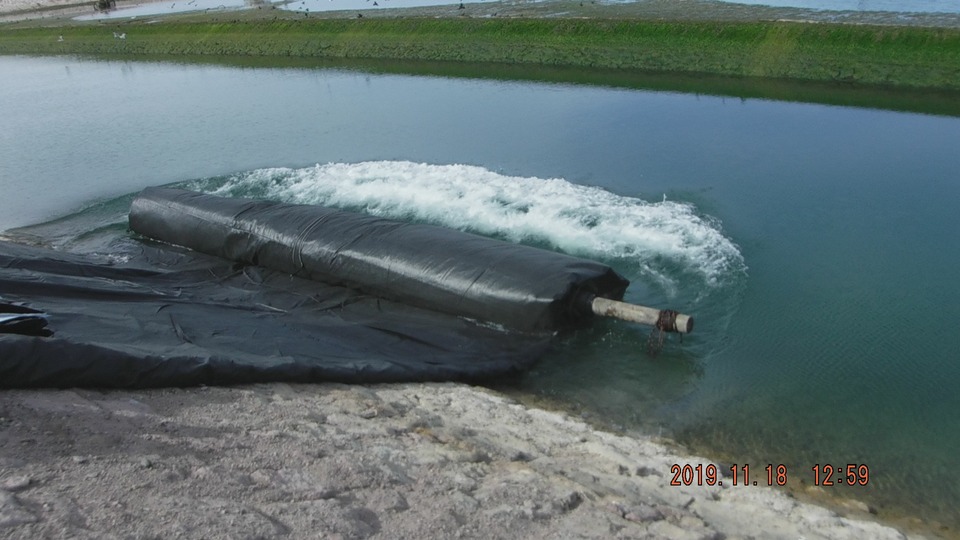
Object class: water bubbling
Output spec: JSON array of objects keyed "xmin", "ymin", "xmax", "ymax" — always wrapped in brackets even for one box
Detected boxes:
[{"xmin": 189, "ymin": 161, "xmax": 746, "ymax": 297}]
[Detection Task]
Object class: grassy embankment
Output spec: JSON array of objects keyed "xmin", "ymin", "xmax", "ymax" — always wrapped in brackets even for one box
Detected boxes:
[{"xmin": 1, "ymin": 18, "xmax": 959, "ymax": 90}]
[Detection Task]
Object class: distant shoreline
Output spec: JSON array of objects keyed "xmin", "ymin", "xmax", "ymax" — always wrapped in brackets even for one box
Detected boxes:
[
  {"xmin": 4, "ymin": 0, "xmax": 960, "ymax": 28},
  {"xmin": 2, "ymin": 1, "xmax": 960, "ymax": 92}
]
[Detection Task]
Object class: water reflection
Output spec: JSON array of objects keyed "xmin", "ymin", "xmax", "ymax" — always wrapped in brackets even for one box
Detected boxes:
[{"xmin": 114, "ymin": 54, "xmax": 960, "ymax": 118}]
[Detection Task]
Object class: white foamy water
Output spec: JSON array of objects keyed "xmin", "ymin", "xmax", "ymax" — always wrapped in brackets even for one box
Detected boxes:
[{"xmin": 198, "ymin": 161, "xmax": 745, "ymax": 293}]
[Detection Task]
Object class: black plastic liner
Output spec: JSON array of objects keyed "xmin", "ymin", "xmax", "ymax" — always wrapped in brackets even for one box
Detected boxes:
[
  {"xmin": 0, "ymin": 240, "xmax": 549, "ymax": 388},
  {"xmin": 130, "ymin": 188, "xmax": 629, "ymax": 333},
  {"xmin": 1, "ymin": 188, "xmax": 631, "ymax": 388}
]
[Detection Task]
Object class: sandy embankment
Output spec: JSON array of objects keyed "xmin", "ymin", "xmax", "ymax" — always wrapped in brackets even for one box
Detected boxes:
[
  {"xmin": 0, "ymin": 0, "xmax": 89, "ymax": 17},
  {"xmin": 0, "ymin": 0, "xmax": 76, "ymax": 12},
  {"xmin": 0, "ymin": 0, "xmax": 174, "ymax": 22},
  {"xmin": 1, "ymin": 383, "xmax": 914, "ymax": 539}
]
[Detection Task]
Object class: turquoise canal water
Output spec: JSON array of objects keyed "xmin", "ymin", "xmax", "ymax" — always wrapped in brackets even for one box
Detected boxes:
[{"xmin": 1, "ymin": 55, "xmax": 959, "ymax": 532}]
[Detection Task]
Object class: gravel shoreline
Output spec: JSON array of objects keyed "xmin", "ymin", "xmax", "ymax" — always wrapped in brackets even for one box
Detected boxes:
[{"xmin": 0, "ymin": 383, "xmax": 917, "ymax": 539}]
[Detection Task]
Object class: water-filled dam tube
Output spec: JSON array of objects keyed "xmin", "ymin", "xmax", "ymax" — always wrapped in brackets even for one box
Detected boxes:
[{"xmin": 129, "ymin": 187, "xmax": 631, "ymax": 333}]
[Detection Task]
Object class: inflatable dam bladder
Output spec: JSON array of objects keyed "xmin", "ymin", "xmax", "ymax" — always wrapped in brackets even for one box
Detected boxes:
[{"xmin": 129, "ymin": 188, "xmax": 693, "ymax": 335}]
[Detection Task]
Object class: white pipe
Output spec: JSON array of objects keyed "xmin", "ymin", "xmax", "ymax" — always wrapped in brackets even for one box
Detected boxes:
[{"xmin": 590, "ymin": 296, "xmax": 693, "ymax": 334}]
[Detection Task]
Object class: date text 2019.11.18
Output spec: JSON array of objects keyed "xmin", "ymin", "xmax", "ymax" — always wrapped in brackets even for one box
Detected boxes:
[{"xmin": 669, "ymin": 463, "xmax": 870, "ymax": 487}]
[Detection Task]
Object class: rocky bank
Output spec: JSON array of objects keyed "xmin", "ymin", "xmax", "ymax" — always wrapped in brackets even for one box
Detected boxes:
[{"xmin": 0, "ymin": 383, "xmax": 917, "ymax": 539}]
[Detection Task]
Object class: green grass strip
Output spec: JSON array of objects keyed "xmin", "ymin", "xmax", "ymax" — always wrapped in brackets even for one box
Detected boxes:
[{"xmin": 2, "ymin": 18, "xmax": 959, "ymax": 90}]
